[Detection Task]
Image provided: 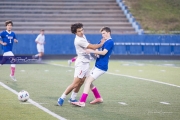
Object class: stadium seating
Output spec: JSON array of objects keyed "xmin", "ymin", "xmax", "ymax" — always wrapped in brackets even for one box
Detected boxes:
[{"xmin": 0, "ymin": 0, "xmax": 136, "ymax": 34}]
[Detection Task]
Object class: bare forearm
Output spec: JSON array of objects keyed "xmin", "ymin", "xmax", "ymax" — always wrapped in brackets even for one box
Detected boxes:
[
  {"xmin": 94, "ymin": 50, "xmax": 106, "ymax": 55},
  {"xmin": 87, "ymin": 49, "xmax": 108, "ymax": 55},
  {"xmin": 87, "ymin": 44, "xmax": 102, "ymax": 50}
]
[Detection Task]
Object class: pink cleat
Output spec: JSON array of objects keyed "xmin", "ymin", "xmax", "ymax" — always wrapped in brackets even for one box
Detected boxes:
[
  {"xmin": 71, "ymin": 102, "xmax": 85, "ymax": 107},
  {"xmin": 90, "ymin": 98, "xmax": 103, "ymax": 104}
]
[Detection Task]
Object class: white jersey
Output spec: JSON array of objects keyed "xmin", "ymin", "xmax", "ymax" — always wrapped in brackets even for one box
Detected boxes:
[
  {"xmin": 74, "ymin": 35, "xmax": 91, "ymax": 63},
  {"xmin": 35, "ymin": 34, "xmax": 45, "ymax": 45}
]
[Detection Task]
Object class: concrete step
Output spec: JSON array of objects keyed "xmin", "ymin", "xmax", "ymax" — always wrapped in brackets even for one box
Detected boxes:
[
  {"xmin": 0, "ymin": 2, "xmax": 117, "ymax": 6},
  {"xmin": 0, "ymin": 26, "xmax": 134, "ymax": 30},
  {"xmin": 0, "ymin": 25, "xmax": 132, "ymax": 28},
  {"xmin": 3, "ymin": 30, "xmax": 137, "ymax": 34},
  {"xmin": 0, "ymin": 18, "xmax": 128, "ymax": 22},
  {"xmin": 1, "ymin": 0, "xmax": 115, "ymax": 2},
  {"xmin": 0, "ymin": 29, "xmax": 136, "ymax": 34},
  {"xmin": 0, "ymin": 5, "xmax": 120, "ymax": 10},
  {"xmin": 0, "ymin": 9, "xmax": 123, "ymax": 14},
  {"xmin": 0, "ymin": 13, "xmax": 126, "ymax": 18},
  {"xmin": 6, "ymin": 22, "xmax": 131, "ymax": 27}
]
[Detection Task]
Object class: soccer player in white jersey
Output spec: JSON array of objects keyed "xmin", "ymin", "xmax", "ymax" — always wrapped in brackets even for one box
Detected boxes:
[
  {"xmin": 57, "ymin": 23, "xmax": 105, "ymax": 106},
  {"xmin": 33, "ymin": 29, "xmax": 45, "ymax": 61},
  {"xmin": 72, "ymin": 27, "xmax": 114, "ymax": 107},
  {"xmin": 0, "ymin": 20, "xmax": 18, "ymax": 81}
]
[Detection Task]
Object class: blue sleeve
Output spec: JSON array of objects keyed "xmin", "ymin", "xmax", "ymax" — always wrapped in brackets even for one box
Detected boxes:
[
  {"xmin": 104, "ymin": 41, "xmax": 114, "ymax": 51},
  {"xmin": 0, "ymin": 32, "xmax": 2, "ymax": 40},
  {"xmin": 13, "ymin": 32, "xmax": 17, "ymax": 39}
]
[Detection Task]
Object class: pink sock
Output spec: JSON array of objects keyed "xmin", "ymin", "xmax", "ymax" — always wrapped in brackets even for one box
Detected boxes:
[
  {"xmin": 71, "ymin": 57, "xmax": 76, "ymax": 62},
  {"xmin": 11, "ymin": 67, "xmax": 15, "ymax": 76},
  {"xmin": 80, "ymin": 93, "xmax": 88, "ymax": 102},
  {"xmin": 92, "ymin": 87, "xmax": 101, "ymax": 99}
]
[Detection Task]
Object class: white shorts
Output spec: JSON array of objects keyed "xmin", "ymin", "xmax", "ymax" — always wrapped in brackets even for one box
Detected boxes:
[
  {"xmin": 37, "ymin": 45, "xmax": 44, "ymax": 53},
  {"xmin": 3, "ymin": 51, "xmax": 14, "ymax": 56},
  {"xmin": 90, "ymin": 66, "xmax": 106, "ymax": 80},
  {"xmin": 74, "ymin": 61, "xmax": 90, "ymax": 78}
]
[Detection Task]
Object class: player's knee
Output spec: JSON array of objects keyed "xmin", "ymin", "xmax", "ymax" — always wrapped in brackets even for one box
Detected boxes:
[
  {"xmin": 90, "ymin": 83, "xmax": 94, "ymax": 89},
  {"xmin": 74, "ymin": 83, "xmax": 79, "ymax": 88},
  {"xmin": 70, "ymin": 82, "xmax": 79, "ymax": 88}
]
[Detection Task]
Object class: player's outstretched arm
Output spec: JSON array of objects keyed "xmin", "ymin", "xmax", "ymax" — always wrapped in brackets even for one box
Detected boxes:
[
  {"xmin": 87, "ymin": 38, "xmax": 105, "ymax": 50},
  {"xmin": 86, "ymin": 49, "xmax": 108, "ymax": 56},
  {"xmin": 87, "ymin": 44, "xmax": 102, "ymax": 50},
  {"xmin": 0, "ymin": 40, "xmax": 7, "ymax": 46}
]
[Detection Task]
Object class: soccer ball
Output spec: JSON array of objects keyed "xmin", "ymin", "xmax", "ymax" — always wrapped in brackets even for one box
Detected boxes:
[{"xmin": 18, "ymin": 90, "xmax": 30, "ymax": 102}]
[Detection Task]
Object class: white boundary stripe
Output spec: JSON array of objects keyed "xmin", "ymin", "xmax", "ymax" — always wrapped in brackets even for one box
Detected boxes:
[
  {"xmin": 20, "ymin": 103, "xmax": 48, "ymax": 105},
  {"xmin": 118, "ymin": 102, "xmax": 127, "ymax": 105},
  {"xmin": 107, "ymin": 72, "xmax": 180, "ymax": 88},
  {"xmin": 48, "ymin": 63, "xmax": 180, "ymax": 88},
  {"xmin": 160, "ymin": 102, "xmax": 170, "ymax": 105},
  {"xmin": 0, "ymin": 82, "xmax": 66, "ymax": 120}
]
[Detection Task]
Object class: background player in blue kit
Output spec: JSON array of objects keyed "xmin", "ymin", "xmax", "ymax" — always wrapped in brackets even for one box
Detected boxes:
[
  {"xmin": 72, "ymin": 27, "xmax": 114, "ymax": 107},
  {"xmin": 0, "ymin": 20, "xmax": 18, "ymax": 81}
]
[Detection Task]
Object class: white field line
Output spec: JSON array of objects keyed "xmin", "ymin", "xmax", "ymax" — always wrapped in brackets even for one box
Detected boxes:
[
  {"xmin": 0, "ymin": 82, "xmax": 66, "ymax": 120},
  {"xmin": 121, "ymin": 61, "xmax": 180, "ymax": 68},
  {"xmin": 107, "ymin": 72, "xmax": 180, "ymax": 88},
  {"xmin": 20, "ymin": 103, "xmax": 48, "ymax": 105},
  {"xmin": 160, "ymin": 102, "xmax": 170, "ymax": 105},
  {"xmin": 48, "ymin": 63, "xmax": 180, "ymax": 88},
  {"xmin": 118, "ymin": 102, "xmax": 128, "ymax": 105}
]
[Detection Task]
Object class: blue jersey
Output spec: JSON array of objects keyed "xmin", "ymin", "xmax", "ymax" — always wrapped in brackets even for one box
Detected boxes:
[
  {"xmin": 95, "ymin": 39, "xmax": 114, "ymax": 71},
  {"xmin": 0, "ymin": 30, "xmax": 16, "ymax": 53}
]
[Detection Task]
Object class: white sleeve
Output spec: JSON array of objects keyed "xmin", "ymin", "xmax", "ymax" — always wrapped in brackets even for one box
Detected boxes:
[
  {"xmin": 35, "ymin": 35, "xmax": 40, "ymax": 42},
  {"xmin": 78, "ymin": 39, "xmax": 89, "ymax": 48}
]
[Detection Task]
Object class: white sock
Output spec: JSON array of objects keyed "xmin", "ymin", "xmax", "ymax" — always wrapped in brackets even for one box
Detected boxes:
[
  {"xmin": 60, "ymin": 93, "xmax": 66, "ymax": 99},
  {"xmin": 70, "ymin": 91, "xmax": 77, "ymax": 100}
]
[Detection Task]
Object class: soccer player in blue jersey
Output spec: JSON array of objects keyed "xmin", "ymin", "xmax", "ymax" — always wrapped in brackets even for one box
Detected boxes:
[
  {"xmin": 0, "ymin": 20, "xmax": 18, "ymax": 81},
  {"xmin": 72, "ymin": 27, "xmax": 114, "ymax": 107}
]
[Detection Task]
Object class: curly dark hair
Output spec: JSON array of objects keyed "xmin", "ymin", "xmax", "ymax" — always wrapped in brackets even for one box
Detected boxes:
[
  {"xmin": 71, "ymin": 23, "xmax": 83, "ymax": 34},
  {"xmin": 5, "ymin": 20, "xmax": 13, "ymax": 26},
  {"xmin": 100, "ymin": 27, "xmax": 111, "ymax": 34}
]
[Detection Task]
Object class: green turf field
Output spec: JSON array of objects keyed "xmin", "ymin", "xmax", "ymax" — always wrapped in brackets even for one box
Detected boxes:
[{"xmin": 0, "ymin": 60, "xmax": 180, "ymax": 120}]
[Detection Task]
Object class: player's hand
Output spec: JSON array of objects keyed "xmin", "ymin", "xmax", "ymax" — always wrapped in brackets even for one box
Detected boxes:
[
  {"xmin": 94, "ymin": 49, "xmax": 99, "ymax": 58},
  {"xmin": 2, "ymin": 42, "xmax": 7, "ymax": 45},
  {"xmin": 94, "ymin": 54, "xmax": 99, "ymax": 58},
  {"xmin": 100, "ymin": 38, "xmax": 105, "ymax": 45},
  {"xmin": 14, "ymin": 39, "xmax": 18, "ymax": 43},
  {"xmin": 0, "ymin": 40, "xmax": 2, "ymax": 44}
]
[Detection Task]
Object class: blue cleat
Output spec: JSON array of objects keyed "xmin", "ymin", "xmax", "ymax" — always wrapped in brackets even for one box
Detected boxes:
[
  {"xmin": 68, "ymin": 98, "xmax": 78, "ymax": 103},
  {"xmin": 57, "ymin": 98, "xmax": 64, "ymax": 106}
]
